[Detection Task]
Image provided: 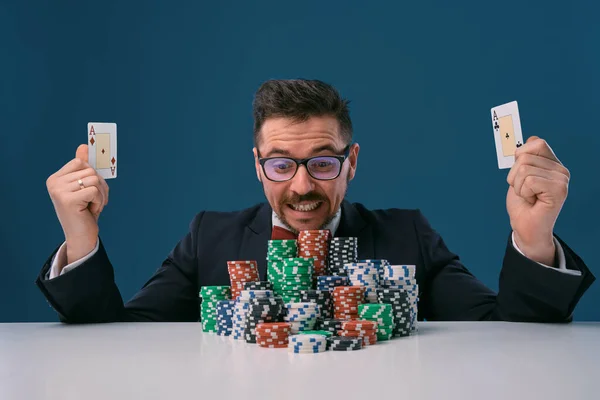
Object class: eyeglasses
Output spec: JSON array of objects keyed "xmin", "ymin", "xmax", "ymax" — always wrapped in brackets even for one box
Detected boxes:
[{"xmin": 258, "ymin": 145, "xmax": 352, "ymax": 182}]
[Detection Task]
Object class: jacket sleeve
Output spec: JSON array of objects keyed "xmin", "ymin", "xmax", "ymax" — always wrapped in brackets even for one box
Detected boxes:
[
  {"xmin": 36, "ymin": 213, "xmax": 203, "ymax": 323},
  {"xmin": 414, "ymin": 210, "xmax": 595, "ymax": 322}
]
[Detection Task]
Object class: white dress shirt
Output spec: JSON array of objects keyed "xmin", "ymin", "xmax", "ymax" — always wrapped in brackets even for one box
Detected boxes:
[{"xmin": 48, "ymin": 209, "xmax": 580, "ymax": 279}]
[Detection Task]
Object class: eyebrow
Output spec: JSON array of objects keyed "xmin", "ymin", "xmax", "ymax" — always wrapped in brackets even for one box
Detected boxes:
[{"xmin": 264, "ymin": 144, "xmax": 342, "ymax": 158}]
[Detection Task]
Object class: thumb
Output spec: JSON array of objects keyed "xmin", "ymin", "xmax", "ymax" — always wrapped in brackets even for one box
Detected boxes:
[
  {"xmin": 76, "ymin": 144, "xmax": 89, "ymax": 163},
  {"xmin": 526, "ymin": 136, "xmax": 539, "ymax": 144}
]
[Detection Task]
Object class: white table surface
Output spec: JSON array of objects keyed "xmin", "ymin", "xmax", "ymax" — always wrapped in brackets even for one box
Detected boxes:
[{"xmin": 1, "ymin": 321, "xmax": 598, "ymax": 400}]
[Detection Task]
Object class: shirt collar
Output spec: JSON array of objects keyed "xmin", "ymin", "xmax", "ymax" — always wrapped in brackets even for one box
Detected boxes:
[{"xmin": 272, "ymin": 207, "xmax": 342, "ymax": 236}]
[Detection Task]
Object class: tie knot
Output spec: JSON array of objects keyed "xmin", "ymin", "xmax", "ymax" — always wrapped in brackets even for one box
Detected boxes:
[{"xmin": 271, "ymin": 225, "xmax": 298, "ymax": 240}]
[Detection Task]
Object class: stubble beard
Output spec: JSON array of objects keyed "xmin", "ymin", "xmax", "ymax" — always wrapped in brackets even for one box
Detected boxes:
[{"xmin": 266, "ymin": 171, "xmax": 350, "ymax": 234}]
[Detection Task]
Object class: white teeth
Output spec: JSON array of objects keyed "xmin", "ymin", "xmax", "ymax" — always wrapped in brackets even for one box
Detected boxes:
[{"xmin": 290, "ymin": 202, "xmax": 320, "ymax": 212}]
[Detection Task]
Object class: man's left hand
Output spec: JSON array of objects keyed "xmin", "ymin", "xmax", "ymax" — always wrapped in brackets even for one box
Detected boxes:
[{"xmin": 506, "ymin": 136, "xmax": 570, "ymax": 266}]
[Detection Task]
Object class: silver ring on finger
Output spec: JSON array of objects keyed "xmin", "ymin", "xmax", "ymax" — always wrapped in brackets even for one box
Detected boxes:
[{"xmin": 78, "ymin": 179, "xmax": 85, "ymax": 190}]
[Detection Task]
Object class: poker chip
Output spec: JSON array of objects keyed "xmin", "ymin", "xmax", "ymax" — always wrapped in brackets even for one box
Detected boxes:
[
  {"xmin": 244, "ymin": 294, "xmax": 285, "ymax": 343},
  {"xmin": 316, "ymin": 318, "xmax": 344, "ymax": 334},
  {"xmin": 200, "ymin": 286, "xmax": 231, "ymax": 333},
  {"xmin": 255, "ymin": 322, "xmax": 291, "ymax": 348},
  {"xmin": 328, "ymin": 336, "xmax": 363, "ymax": 351},
  {"xmin": 216, "ymin": 300, "xmax": 236, "ymax": 336},
  {"xmin": 358, "ymin": 303, "xmax": 395, "ymax": 341},
  {"xmin": 288, "ymin": 334, "xmax": 328, "ymax": 354},
  {"xmin": 300, "ymin": 289, "xmax": 333, "ymax": 319},
  {"xmin": 298, "ymin": 230, "xmax": 331, "ymax": 278},
  {"xmin": 344, "ymin": 261, "xmax": 382, "ymax": 303},
  {"xmin": 328, "ymin": 237, "xmax": 358, "ymax": 275},
  {"xmin": 317, "ymin": 275, "xmax": 349, "ymax": 293},
  {"xmin": 227, "ymin": 261, "xmax": 260, "ymax": 299},
  {"xmin": 376, "ymin": 288, "xmax": 413, "ymax": 337},
  {"xmin": 284, "ymin": 302, "xmax": 319, "ymax": 333},
  {"xmin": 380, "ymin": 265, "xmax": 419, "ymax": 333},
  {"xmin": 216, "ymin": 232, "xmax": 420, "ymax": 352},
  {"xmin": 267, "ymin": 240, "xmax": 298, "ymax": 297},
  {"xmin": 332, "ymin": 286, "xmax": 366, "ymax": 320},
  {"xmin": 243, "ymin": 281, "xmax": 273, "ymax": 291}
]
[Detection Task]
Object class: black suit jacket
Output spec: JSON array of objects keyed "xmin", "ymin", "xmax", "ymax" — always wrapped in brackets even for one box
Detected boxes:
[{"xmin": 36, "ymin": 201, "xmax": 594, "ymax": 323}]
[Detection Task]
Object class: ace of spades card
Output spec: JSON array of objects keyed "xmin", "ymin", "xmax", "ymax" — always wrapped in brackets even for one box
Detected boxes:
[{"xmin": 87, "ymin": 122, "xmax": 117, "ymax": 179}]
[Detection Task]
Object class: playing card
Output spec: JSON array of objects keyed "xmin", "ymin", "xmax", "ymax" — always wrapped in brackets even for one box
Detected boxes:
[
  {"xmin": 490, "ymin": 101, "xmax": 523, "ymax": 169},
  {"xmin": 88, "ymin": 122, "xmax": 117, "ymax": 179}
]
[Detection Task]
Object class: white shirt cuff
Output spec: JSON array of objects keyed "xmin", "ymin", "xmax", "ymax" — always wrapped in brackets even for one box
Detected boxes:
[
  {"xmin": 511, "ymin": 232, "xmax": 581, "ymax": 276},
  {"xmin": 47, "ymin": 239, "xmax": 100, "ymax": 279}
]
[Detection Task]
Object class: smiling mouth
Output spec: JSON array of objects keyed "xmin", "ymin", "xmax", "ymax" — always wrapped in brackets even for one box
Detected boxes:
[{"xmin": 287, "ymin": 201, "xmax": 323, "ymax": 212}]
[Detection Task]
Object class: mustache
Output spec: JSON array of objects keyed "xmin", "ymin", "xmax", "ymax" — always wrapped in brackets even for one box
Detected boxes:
[{"xmin": 281, "ymin": 192, "xmax": 327, "ymax": 204}]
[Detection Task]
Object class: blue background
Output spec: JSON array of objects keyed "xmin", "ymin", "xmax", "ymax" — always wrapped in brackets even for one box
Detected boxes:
[{"xmin": 1, "ymin": 0, "xmax": 598, "ymax": 322}]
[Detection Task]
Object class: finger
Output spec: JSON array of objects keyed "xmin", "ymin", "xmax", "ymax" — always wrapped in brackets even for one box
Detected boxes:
[
  {"xmin": 57, "ymin": 167, "xmax": 99, "ymax": 189},
  {"xmin": 514, "ymin": 137, "xmax": 561, "ymax": 164},
  {"xmin": 507, "ymin": 153, "xmax": 570, "ymax": 186},
  {"xmin": 76, "ymin": 144, "xmax": 89, "ymax": 163},
  {"xmin": 512, "ymin": 164, "xmax": 568, "ymax": 199},
  {"xmin": 53, "ymin": 157, "xmax": 92, "ymax": 178},
  {"xmin": 70, "ymin": 185, "xmax": 104, "ymax": 216},
  {"xmin": 71, "ymin": 175, "xmax": 106, "ymax": 212}
]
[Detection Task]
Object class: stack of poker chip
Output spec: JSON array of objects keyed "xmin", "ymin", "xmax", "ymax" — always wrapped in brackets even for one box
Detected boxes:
[
  {"xmin": 280, "ymin": 258, "xmax": 314, "ymax": 303},
  {"xmin": 358, "ymin": 303, "xmax": 394, "ymax": 341},
  {"xmin": 376, "ymin": 288, "xmax": 412, "ymax": 337},
  {"xmin": 300, "ymin": 289, "xmax": 332, "ymax": 319},
  {"xmin": 288, "ymin": 334, "xmax": 328, "ymax": 354},
  {"xmin": 255, "ymin": 322, "xmax": 291, "ymax": 348},
  {"xmin": 232, "ymin": 289, "xmax": 274, "ymax": 340},
  {"xmin": 332, "ymin": 286, "xmax": 366, "ymax": 320},
  {"xmin": 199, "ymin": 286, "xmax": 231, "ymax": 333},
  {"xmin": 344, "ymin": 261, "xmax": 380, "ymax": 303},
  {"xmin": 328, "ymin": 336, "xmax": 363, "ymax": 351},
  {"xmin": 266, "ymin": 240, "xmax": 298, "ymax": 296},
  {"xmin": 216, "ymin": 300, "xmax": 236, "ymax": 336},
  {"xmin": 328, "ymin": 237, "xmax": 358, "ymax": 275},
  {"xmin": 231, "ymin": 299, "xmax": 250, "ymax": 340},
  {"xmin": 243, "ymin": 281, "xmax": 273, "ymax": 291},
  {"xmin": 340, "ymin": 320, "xmax": 378, "ymax": 346},
  {"xmin": 297, "ymin": 230, "xmax": 331, "ymax": 277},
  {"xmin": 244, "ymin": 294, "xmax": 285, "ymax": 344},
  {"xmin": 357, "ymin": 259, "xmax": 390, "ymax": 283},
  {"xmin": 316, "ymin": 318, "xmax": 344, "ymax": 335},
  {"xmin": 316, "ymin": 275, "xmax": 349, "ymax": 292},
  {"xmin": 227, "ymin": 260, "xmax": 259, "ymax": 300},
  {"xmin": 381, "ymin": 264, "xmax": 419, "ymax": 333},
  {"xmin": 284, "ymin": 302, "xmax": 319, "ymax": 333},
  {"xmin": 297, "ymin": 330, "xmax": 333, "ymax": 349}
]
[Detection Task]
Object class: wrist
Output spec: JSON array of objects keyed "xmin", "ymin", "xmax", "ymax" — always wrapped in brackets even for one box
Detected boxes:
[
  {"xmin": 513, "ymin": 232, "xmax": 556, "ymax": 266},
  {"xmin": 65, "ymin": 236, "xmax": 98, "ymax": 265}
]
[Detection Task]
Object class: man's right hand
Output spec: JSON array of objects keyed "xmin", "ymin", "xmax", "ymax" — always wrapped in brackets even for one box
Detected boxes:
[{"xmin": 46, "ymin": 144, "xmax": 110, "ymax": 267}]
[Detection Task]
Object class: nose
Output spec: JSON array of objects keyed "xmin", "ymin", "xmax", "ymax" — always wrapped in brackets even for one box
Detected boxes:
[{"xmin": 288, "ymin": 165, "xmax": 315, "ymax": 195}]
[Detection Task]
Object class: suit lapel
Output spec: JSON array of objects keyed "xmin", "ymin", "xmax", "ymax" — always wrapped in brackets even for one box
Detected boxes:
[
  {"xmin": 337, "ymin": 201, "xmax": 374, "ymax": 261},
  {"xmin": 240, "ymin": 203, "xmax": 272, "ymax": 280}
]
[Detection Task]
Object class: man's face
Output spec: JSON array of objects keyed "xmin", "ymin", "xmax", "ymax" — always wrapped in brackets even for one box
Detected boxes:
[{"xmin": 253, "ymin": 115, "xmax": 359, "ymax": 233}]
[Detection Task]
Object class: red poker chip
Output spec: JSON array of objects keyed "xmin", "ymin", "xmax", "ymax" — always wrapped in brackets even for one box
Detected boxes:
[
  {"xmin": 337, "ymin": 329, "xmax": 377, "ymax": 337},
  {"xmin": 258, "ymin": 343, "xmax": 288, "ymax": 348},
  {"xmin": 334, "ymin": 314, "xmax": 358, "ymax": 320},
  {"xmin": 361, "ymin": 335, "xmax": 378, "ymax": 346},
  {"xmin": 342, "ymin": 320, "xmax": 378, "ymax": 330}
]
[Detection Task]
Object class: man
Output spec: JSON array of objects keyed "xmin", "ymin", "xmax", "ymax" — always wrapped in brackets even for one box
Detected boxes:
[{"xmin": 38, "ymin": 79, "xmax": 594, "ymax": 323}]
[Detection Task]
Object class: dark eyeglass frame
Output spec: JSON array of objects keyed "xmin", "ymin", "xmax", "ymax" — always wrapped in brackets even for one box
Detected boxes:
[{"xmin": 257, "ymin": 144, "xmax": 352, "ymax": 182}]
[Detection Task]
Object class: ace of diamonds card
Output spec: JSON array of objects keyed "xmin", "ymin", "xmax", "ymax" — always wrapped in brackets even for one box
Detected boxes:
[{"xmin": 88, "ymin": 122, "xmax": 117, "ymax": 179}]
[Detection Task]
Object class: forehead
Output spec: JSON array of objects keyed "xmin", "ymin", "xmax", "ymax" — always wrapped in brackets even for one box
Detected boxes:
[{"xmin": 258, "ymin": 115, "xmax": 345, "ymax": 156}]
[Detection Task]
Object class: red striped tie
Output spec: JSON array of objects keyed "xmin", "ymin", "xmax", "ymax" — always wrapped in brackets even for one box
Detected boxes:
[{"xmin": 271, "ymin": 225, "xmax": 298, "ymax": 240}]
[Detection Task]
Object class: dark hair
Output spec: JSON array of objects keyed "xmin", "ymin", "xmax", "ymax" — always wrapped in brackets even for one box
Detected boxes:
[{"xmin": 252, "ymin": 79, "xmax": 353, "ymax": 148}]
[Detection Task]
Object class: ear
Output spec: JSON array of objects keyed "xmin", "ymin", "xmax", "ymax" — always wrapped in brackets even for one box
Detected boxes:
[
  {"xmin": 253, "ymin": 147, "xmax": 262, "ymax": 183},
  {"xmin": 347, "ymin": 143, "xmax": 360, "ymax": 181}
]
